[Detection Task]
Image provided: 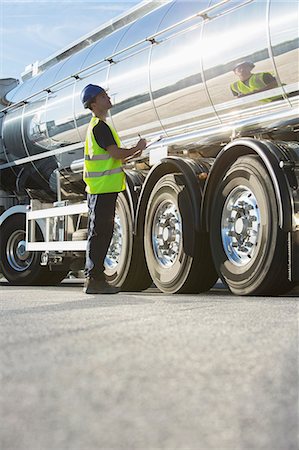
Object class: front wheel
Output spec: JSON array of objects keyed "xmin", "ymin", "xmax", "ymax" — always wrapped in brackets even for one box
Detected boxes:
[
  {"xmin": 0, "ymin": 214, "xmax": 68, "ymax": 285},
  {"xmin": 210, "ymin": 155, "xmax": 294, "ymax": 295}
]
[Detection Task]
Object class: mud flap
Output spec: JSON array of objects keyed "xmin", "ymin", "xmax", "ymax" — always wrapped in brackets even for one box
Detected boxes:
[{"xmin": 289, "ymin": 231, "xmax": 299, "ymax": 282}]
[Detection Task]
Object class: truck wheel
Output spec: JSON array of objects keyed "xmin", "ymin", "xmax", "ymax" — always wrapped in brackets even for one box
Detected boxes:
[
  {"xmin": 210, "ymin": 155, "xmax": 294, "ymax": 295},
  {"xmin": 144, "ymin": 173, "xmax": 217, "ymax": 293},
  {"xmin": 0, "ymin": 214, "xmax": 49, "ymax": 285},
  {"xmin": 105, "ymin": 192, "xmax": 151, "ymax": 291}
]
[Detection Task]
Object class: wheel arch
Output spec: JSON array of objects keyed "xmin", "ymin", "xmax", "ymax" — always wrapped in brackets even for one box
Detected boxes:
[
  {"xmin": 134, "ymin": 157, "xmax": 209, "ymax": 236},
  {"xmin": 203, "ymin": 138, "xmax": 294, "ymax": 232},
  {"xmin": 123, "ymin": 168, "xmax": 146, "ymax": 219},
  {"xmin": 0, "ymin": 206, "xmax": 48, "ymax": 243},
  {"xmin": 0, "ymin": 205, "xmax": 27, "ymax": 227}
]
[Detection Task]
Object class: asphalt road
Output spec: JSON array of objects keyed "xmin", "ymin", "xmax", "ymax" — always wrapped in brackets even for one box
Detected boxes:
[{"xmin": 1, "ymin": 280, "xmax": 298, "ymax": 450}]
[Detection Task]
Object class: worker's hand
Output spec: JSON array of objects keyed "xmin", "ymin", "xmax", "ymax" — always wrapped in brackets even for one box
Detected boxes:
[{"xmin": 135, "ymin": 138, "xmax": 147, "ymax": 152}]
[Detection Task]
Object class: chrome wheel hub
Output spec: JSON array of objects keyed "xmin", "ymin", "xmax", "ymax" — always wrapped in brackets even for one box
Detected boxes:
[
  {"xmin": 152, "ymin": 200, "xmax": 182, "ymax": 267},
  {"xmin": 221, "ymin": 186, "xmax": 261, "ymax": 265},
  {"xmin": 105, "ymin": 213, "xmax": 122, "ymax": 269},
  {"xmin": 7, "ymin": 231, "xmax": 33, "ymax": 271}
]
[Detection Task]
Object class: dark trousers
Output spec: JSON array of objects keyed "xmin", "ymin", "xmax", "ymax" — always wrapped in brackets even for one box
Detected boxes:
[{"xmin": 85, "ymin": 192, "xmax": 118, "ymax": 280}]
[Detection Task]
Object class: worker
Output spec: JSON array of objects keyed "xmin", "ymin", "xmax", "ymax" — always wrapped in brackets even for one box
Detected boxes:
[
  {"xmin": 230, "ymin": 61, "xmax": 278, "ymax": 102},
  {"xmin": 80, "ymin": 84, "xmax": 146, "ymax": 294}
]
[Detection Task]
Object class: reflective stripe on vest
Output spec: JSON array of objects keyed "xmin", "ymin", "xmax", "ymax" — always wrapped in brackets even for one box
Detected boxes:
[
  {"xmin": 84, "ymin": 154, "xmax": 111, "ymax": 161},
  {"xmin": 84, "ymin": 167, "xmax": 124, "ymax": 178},
  {"xmin": 83, "ymin": 116, "xmax": 126, "ymax": 194}
]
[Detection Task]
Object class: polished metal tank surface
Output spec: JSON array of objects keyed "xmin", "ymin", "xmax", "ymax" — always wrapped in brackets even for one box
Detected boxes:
[{"xmin": 0, "ymin": 0, "xmax": 298, "ymax": 195}]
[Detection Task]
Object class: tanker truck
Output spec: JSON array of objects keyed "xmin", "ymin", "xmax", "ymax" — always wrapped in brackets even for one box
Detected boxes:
[{"xmin": 0, "ymin": 0, "xmax": 298, "ymax": 296}]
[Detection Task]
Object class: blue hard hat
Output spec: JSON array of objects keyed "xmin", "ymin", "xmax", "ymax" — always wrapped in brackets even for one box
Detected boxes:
[{"xmin": 80, "ymin": 84, "xmax": 105, "ymax": 108}]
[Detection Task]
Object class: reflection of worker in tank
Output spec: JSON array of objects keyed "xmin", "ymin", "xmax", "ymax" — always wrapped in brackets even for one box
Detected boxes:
[
  {"xmin": 230, "ymin": 61, "xmax": 278, "ymax": 100},
  {"xmin": 80, "ymin": 84, "xmax": 146, "ymax": 295}
]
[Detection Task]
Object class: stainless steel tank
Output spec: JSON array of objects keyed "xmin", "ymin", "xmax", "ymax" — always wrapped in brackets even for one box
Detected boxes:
[{"xmin": 1, "ymin": 0, "xmax": 298, "ymax": 197}]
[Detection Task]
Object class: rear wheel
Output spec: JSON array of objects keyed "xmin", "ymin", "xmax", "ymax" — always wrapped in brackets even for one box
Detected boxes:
[
  {"xmin": 210, "ymin": 155, "xmax": 294, "ymax": 295},
  {"xmin": 144, "ymin": 173, "xmax": 217, "ymax": 293},
  {"xmin": 0, "ymin": 214, "xmax": 68, "ymax": 285},
  {"xmin": 105, "ymin": 192, "xmax": 151, "ymax": 291}
]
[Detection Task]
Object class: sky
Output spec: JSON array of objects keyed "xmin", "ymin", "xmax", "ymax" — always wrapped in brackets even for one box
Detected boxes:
[{"xmin": 0, "ymin": 0, "xmax": 141, "ymax": 80}]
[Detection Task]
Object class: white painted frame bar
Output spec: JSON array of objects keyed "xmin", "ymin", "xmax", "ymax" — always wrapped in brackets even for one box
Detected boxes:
[{"xmin": 26, "ymin": 201, "xmax": 88, "ymax": 251}]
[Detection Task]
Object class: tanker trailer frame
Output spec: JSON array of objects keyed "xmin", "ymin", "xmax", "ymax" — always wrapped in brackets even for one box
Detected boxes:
[{"xmin": 0, "ymin": 0, "xmax": 298, "ymax": 295}]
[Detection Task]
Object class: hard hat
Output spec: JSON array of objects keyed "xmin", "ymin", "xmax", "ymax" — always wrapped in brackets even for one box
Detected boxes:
[
  {"xmin": 80, "ymin": 84, "xmax": 105, "ymax": 108},
  {"xmin": 233, "ymin": 61, "xmax": 255, "ymax": 71}
]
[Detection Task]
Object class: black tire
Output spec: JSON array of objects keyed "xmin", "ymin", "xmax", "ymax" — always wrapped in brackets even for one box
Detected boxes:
[
  {"xmin": 0, "ymin": 214, "xmax": 46, "ymax": 285},
  {"xmin": 144, "ymin": 173, "xmax": 217, "ymax": 293},
  {"xmin": 105, "ymin": 192, "xmax": 152, "ymax": 291},
  {"xmin": 0, "ymin": 214, "xmax": 68, "ymax": 285},
  {"xmin": 210, "ymin": 155, "xmax": 294, "ymax": 296}
]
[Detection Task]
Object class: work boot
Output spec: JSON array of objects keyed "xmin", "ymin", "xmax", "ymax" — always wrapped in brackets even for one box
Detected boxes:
[{"xmin": 83, "ymin": 277, "xmax": 120, "ymax": 294}]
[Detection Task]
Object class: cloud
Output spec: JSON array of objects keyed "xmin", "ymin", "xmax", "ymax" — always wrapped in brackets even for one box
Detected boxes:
[
  {"xmin": 0, "ymin": 1, "xmax": 140, "ymax": 78},
  {"xmin": 24, "ymin": 23, "xmax": 84, "ymax": 48},
  {"xmin": 1, "ymin": 0, "xmax": 134, "ymax": 5},
  {"xmin": 2, "ymin": 2, "xmax": 129, "ymax": 18}
]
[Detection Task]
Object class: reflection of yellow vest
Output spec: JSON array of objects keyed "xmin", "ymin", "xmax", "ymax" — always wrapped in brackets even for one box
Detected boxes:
[
  {"xmin": 83, "ymin": 117, "xmax": 125, "ymax": 194},
  {"xmin": 230, "ymin": 73, "xmax": 273, "ymax": 103}
]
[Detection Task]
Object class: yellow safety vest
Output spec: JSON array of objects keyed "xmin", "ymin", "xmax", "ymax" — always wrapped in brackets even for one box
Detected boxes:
[
  {"xmin": 83, "ymin": 117, "xmax": 126, "ymax": 194},
  {"xmin": 230, "ymin": 73, "xmax": 274, "ymax": 103}
]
